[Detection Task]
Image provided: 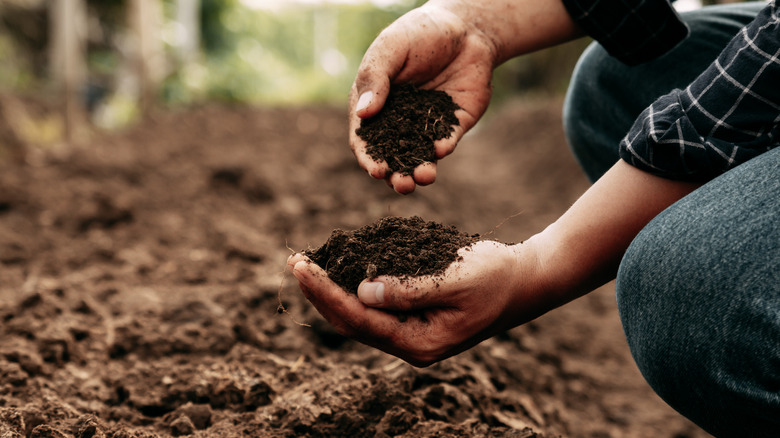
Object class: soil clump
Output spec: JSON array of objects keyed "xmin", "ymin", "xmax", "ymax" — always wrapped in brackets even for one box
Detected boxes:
[
  {"xmin": 356, "ymin": 83, "xmax": 460, "ymax": 175},
  {"xmin": 0, "ymin": 98, "xmax": 709, "ymax": 437},
  {"xmin": 304, "ymin": 216, "xmax": 481, "ymax": 294}
]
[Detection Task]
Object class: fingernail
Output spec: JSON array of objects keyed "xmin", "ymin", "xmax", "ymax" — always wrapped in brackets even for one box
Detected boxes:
[
  {"xmin": 292, "ymin": 261, "xmax": 309, "ymax": 285},
  {"xmin": 359, "ymin": 281, "xmax": 384, "ymax": 305},
  {"xmin": 356, "ymin": 91, "xmax": 373, "ymax": 113},
  {"xmin": 368, "ymin": 167, "xmax": 384, "ymax": 179}
]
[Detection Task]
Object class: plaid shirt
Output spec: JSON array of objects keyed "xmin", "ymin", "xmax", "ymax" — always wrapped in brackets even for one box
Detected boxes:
[
  {"xmin": 561, "ymin": 0, "xmax": 690, "ymax": 65},
  {"xmin": 564, "ymin": 0, "xmax": 780, "ymax": 181}
]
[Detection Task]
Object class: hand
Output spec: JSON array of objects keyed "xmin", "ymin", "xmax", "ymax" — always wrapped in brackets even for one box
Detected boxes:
[
  {"xmin": 287, "ymin": 240, "xmax": 549, "ymax": 367},
  {"xmin": 349, "ymin": 3, "xmax": 497, "ymax": 194},
  {"xmin": 348, "ymin": 0, "xmax": 582, "ymax": 194},
  {"xmin": 288, "ymin": 162, "xmax": 699, "ymax": 366}
]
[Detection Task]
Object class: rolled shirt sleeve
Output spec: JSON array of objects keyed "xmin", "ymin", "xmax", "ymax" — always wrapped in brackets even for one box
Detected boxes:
[
  {"xmin": 561, "ymin": 0, "xmax": 690, "ymax": 65},
  {"xmin": 619, "ymin": 1, "xmax": 780, "ymax": 181}
]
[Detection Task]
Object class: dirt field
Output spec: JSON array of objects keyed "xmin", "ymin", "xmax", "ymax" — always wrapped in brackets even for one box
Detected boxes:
[{"xmin": 0, "ymin": 98, "xmax": 712, "ymax": 437}]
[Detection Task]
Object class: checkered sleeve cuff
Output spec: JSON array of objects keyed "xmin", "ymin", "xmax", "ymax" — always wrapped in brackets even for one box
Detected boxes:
[
  {"xmin": 561, "ymin": 0, "xmax": 689, "ymax": 65},
  {"xmin": 619, "ymin": 1, "xmax": 780, "ymax": 182}
]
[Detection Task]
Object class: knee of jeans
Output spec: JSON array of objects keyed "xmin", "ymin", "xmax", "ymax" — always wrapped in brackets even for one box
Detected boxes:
[
  {"xmin": 615, "ymin": 235, "xmax": 684, "ymax": 399},
  {"xmin": 616, "ymin": 216, "xmax": 780, "ymax": 436},
  {"xmin": 614, "ymin": 221, "xmax": 713, "ymax": 405}
]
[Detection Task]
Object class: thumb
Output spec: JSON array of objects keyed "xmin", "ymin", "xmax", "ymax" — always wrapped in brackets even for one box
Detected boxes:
[
  {"xmin": 357, "ymin": 276, "xmax": 444, "ymax": 311},
  {"xmin": 352, "ymin": 77, "xmax": 390, "ymax": 119},
  {"xmin": 352, "ymin": 34, "xmax": 406, "ymax": 119},
  {"xmin": 357, "ymin": 280, "xmax": 386, "ymax": 306}
]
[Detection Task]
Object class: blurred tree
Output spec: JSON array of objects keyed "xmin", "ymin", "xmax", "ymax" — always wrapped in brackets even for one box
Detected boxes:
[
  {"xmin": 49, "ymin": 0, "xmax": 87, "ymax": 142},
  {"xmin": 0, "ymin": 0, "xmax": 48, "ymax": 79},
  {"xmin": 200, "ymin": 0, "xmax": 237, "ymax": 53},
  {"xmin": 174, "ymin": 0, "xmax": 200, "ymax": 65},
  {"xmin": 128, "ymin": 0, "xmax": 165, "ymax": 111}
]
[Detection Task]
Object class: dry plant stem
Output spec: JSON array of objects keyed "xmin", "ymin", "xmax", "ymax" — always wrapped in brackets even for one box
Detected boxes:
[
  {"xmin": 482, "ymin": 210, "xmax": 525, "ymax": 239},
  {"xmin": 277, "ymin": 268, "xmax": 311, "ymax": 327}
]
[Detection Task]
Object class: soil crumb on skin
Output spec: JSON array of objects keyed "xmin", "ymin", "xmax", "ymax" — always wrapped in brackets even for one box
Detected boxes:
[
  {"xmin": 304, "ymin": 216, "xmax": 480, "ymax": 294},
  {"xmin": 356, "ymin": 83, "xmax": 460, "ymax": 175}
]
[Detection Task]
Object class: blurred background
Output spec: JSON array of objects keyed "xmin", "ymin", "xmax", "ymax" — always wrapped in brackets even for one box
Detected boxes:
[
  {"xmin": 0, "ymin": 0, "xmax": 594, "ymax": 160},
  {"xmin": 0, "ymin": 0, "xmax": 728, "ymax": 162}
]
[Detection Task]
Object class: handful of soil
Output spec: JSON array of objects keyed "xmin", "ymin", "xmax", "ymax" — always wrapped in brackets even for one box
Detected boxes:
[
  {"xmin": 356, "ymin": 83, "xmax": 460, "ymax": 175},
  {"xmin": 304, "ymin": 216, "xmax": 481, "ymax": 295}
]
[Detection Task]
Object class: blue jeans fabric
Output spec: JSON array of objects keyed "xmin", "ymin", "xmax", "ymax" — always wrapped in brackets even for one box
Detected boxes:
[
  {"xmin": 563, "ymin": 2, "xmax": 769, "ymax": 183},
  {"xmin": 563, "ymin": 3, "xmax": 780, "ymax": 437},
  {"xmin": 618, "ymin": 146, "xmax": 780, "ymax": 437}
]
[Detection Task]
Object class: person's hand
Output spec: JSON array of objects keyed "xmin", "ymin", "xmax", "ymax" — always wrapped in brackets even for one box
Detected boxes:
[
  {"xmin": 287, "ymin": 240, "xmax": 551, "ymax": 366},
  {"xmin": 349, "ymin": 3, "xmax": 497, "ymax": 194},
  {"xmin": 349, "ymin": 0, "xmax": 582, "ymax": 194}
]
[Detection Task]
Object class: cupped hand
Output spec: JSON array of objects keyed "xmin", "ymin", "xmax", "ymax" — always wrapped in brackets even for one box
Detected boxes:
[
  {"xmin": 287, "ymin": 240, "xmax": 548, "ymax": 367},
  {"xmin": 349, "ymin": 3, "xmax": 497, "ymax": 194}
]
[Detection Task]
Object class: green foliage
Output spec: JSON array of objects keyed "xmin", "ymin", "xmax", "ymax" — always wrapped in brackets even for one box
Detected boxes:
[
  {"xmin": 165, "ymin": 1, "xmax": 409, "ymax": 106},
  {"xmin": 0, "ymin": 34, "xmax": 34, "ymax": 92},
  {"xmin": 200, "ymin": 0, "xmax": 240, "ymax": 53},
  {"xmin": 165, "ymin": 0, "xmax": 584, "ymax": 107},
  {"xmin": 0, "ymin": 0, "xmax": 586, "ymax": 110}
]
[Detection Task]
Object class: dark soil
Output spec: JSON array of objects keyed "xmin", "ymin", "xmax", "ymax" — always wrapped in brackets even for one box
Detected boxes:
[
  {"xmin": 356, "ymin": 83, "xmax": 460, "ymax": 175},
  {"xmin": 0, "ymin": 96, "xmax": 711, "ymax": 437},
  {"xmin": 304, "ymin": 216, "xmax": 481, "ymax": 295}
]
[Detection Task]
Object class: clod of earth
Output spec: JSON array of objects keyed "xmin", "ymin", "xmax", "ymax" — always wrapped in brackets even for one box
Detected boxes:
[
  {"xmin": 303, "ymin": 216, "xmax": 481, "ymax": 295},
  {"xmin": 356, "ymin": 83, "xmax": 460, "ymax": 175}
]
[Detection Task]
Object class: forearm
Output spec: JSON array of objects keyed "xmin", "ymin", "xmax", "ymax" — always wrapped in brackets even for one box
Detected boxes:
[
  {"xmin": 523, "ymin": 161, "xmax": 700, "ymax": 308},
  {"xmin": 423, "ymin": 0, "xmax": 584, "ymax": 65}
]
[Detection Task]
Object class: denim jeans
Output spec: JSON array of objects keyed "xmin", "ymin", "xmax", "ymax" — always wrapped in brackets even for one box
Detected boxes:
[{"xmin": 563, "ymin": 3, "xmax": 780, "ymax": 437}]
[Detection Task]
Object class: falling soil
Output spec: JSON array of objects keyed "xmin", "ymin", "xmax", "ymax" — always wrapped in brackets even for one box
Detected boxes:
[
  {"xmin": 356, "ymin": 83, "xmax": 460, "ymax": 175},
  {"xmin": 304, "ymin": 216, "xmax": 481, "ymax": 295}
]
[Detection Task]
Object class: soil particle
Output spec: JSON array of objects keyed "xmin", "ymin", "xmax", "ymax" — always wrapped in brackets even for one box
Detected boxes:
[
  {"xmin": 356, "ymin": 83, "xmax": 460, "ymax": 175},
  {"xmin": 174, "ymin": 403, "xmax": 212, "ymax": 430},
  {"xmin": 169, "ymin": 415, "xmax": 196, "ymax": 437},
  {"xmin": 303, "ymin": 216, "xmax": 481, "ymax": 294}
]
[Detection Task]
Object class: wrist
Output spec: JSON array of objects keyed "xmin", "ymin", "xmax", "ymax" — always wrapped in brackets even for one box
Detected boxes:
[
  {"xmin": 425, "ymin": 0, "xmax": 582, "ymax": 64},
  {"xmin": 421, "ymin": 0, "xmax": 502, "ymax": 64},
  {"xmin": 499, "ymin": 238, "xmax": 562, "ymax": 327}
]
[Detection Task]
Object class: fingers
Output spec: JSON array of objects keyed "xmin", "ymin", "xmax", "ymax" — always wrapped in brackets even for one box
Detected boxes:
[
  {"xmin": 347, "ymin": 47, "xmax": 395, "ymax": 180},
  {"xmin": 349, "ymin": 87, "xmax": 390, "ymax": 180},
  {"xmin": 354, "ymin": 90, "xmax": 374, "ymax": 115},
  {"xmin": 289, "ymin": 257, "xmax": 398, "ymax": 339},
  {"xmin": 350, "ymin": 157, "xmax": 437, "ymax": 194},
  {"xmin": 290, "ymin": 258, "xmax": 356, "ymax": 322},
  {"xmin": 290, "ymin": 257, "xmax": 453, "ymax": 365},
  {"xmin": 434, "ymin": 124, "xmax": 465, "ymax": 159},
  {"xmin": 389, "ymin": 173, "xmax": 415, "ymax": 194},
  {"xmin": 357, "ymin": 273, "xmax": 451, "ymax": 312},
  {"xmin": 348, "ymin": 8, "xmax": 459, "ymax": 186},
  {"xmin": 288, "ymin": 252, "xmax": 483, "ymax": 367},
  {"xmin": 413, "ymin": 162, "xmax": 437, "ymax": 186},
  {"xmin": 351, "ymin": 24, "xmax": 406, "ymax": 119},
  {"xmin": 356, "ymin": 240, "xmax": 516, "ymax": 312},
  {"xmin": 384, "ymin": 162, "xmax": 437, "ymax": 194},
  {"xmin": 354, "ymin": 80, "xmax": 470, "ymax": 191}
]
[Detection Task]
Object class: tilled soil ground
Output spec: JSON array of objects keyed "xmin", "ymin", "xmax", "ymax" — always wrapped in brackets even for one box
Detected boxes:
[{"xmin": 0, "ymin": 98, "xmax": 712, "ymax": 437}]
